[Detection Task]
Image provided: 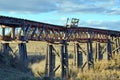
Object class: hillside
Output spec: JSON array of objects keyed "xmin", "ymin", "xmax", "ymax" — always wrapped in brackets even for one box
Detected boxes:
[{"xmin": 0, "ymin": 62, "xmax": 34, "ymax": 80}]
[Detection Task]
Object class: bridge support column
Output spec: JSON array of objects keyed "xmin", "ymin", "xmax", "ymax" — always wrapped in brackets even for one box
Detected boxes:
[
  {"xmin": 87, "ymin": 39, "xmax": 94, "ymax": 70},
  {"xmin": 74, "ymin": 43, "xmax": 83, "ymax": 69},
  {"xmin": 0, "ymin": 43, "xmax": 11, "ymax": 65},
  {"xmin": 95, "ymin": 42, "xmax": 98, "ymax": 61},
  {"xmin": 11, "ymin": 28, "xmax": 15, "ymax": 39},
  {"xmin": 18, "ymin": 43, "xmax": 28, "ymax": 68},
  {"xmin": 96, "ymin": 42, "xmax": 103, "ymax": 61},
  {"xmin": 107, "ymin": 39, "xmax": 112, "ymax": 60},
  {"xmin": 2, "ymin": 28, "xmax": 5, "ymax": 38},
  {"xmin": 2, "ymin": 43, "xmax": 9, "ymax": 54},
  {"xmin": 114, "ymin": 37, "xmax": 119, "ymax": 54},
  {"xmin": 45, "ymin": 44, "xmax": 55, "ymax": 80},
  {"xmin": 118, "ymin": 37, "xmax": 120, "ymax": 53},
  {"xmin": 61, "ymin": 40, "xmax": 69, "ymax": 79}
]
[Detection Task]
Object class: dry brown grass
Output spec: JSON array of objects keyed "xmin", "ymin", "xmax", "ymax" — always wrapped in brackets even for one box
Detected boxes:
[
  {"xmin": 68, "ymin": 54, "xmax": 120, "ymax": 80},
  {"xmin": 26, "ymin": 42, "xmax": 120, "ymax": 80},
  {"xmin": 3, "ymin": 41, "xmax": 120, "ymax": 80}
]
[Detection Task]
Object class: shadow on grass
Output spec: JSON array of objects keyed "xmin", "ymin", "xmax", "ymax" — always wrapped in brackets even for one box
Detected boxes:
[{"xmin": 27, "ymin": 52, "xmax": 45, "ymax": 64}]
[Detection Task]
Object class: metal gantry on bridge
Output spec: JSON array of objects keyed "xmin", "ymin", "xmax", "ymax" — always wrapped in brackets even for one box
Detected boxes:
[{"xmin": 0, "ymin": 16, "xmax": 120, "ymax": 79}]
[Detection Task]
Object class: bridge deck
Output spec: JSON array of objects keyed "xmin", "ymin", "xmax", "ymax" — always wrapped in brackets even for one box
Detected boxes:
[{"xmin": 0, "ymin": 16, "xmax": 120, "ymax": 42}]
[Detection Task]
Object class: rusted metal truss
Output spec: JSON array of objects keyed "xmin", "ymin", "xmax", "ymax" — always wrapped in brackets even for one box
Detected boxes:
[{"xmin": 0, "ymin": 16, "xmax": 120, "ymax": 43}]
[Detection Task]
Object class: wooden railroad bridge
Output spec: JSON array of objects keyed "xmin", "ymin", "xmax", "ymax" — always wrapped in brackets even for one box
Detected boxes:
[{"xmin": 0, "ymin": 16, "xmax": 120, "ymax": 79}]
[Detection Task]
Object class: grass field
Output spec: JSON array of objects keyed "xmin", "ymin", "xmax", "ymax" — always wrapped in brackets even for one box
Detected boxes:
[{"xmin": 0, "ymin": 41, "xmax": 120, "ymax": 80}]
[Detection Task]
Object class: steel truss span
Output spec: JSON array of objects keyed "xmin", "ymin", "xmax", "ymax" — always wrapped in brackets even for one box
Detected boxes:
[{"xmin": 0, "ymin": 16, "xmax": 120, "ymax": 43}]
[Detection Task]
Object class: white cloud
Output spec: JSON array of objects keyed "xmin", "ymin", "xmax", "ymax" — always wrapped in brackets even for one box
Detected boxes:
[
  {"xmin": 80, "ymin": 20, "xmax": 120, "ymax": 30},
  {"xmin": 0, "ymin": 0, "xmax": 120, "ymax": 15},
  {"xmin": 107, "ymin": 8, "xmax": 120, "ymax": 15},
  {"xmin": 57, "ymin": 0, "xmax": 120, "ymax": 15},
  {"xmin": 0, "ymin": 0, "xmax": 58, "ymax": 13}
]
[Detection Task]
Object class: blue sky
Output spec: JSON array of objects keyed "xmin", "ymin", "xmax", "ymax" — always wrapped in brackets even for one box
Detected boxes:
[{"xmin": 0, "ymin": 0, "xmax": 120, "ymax": 30}]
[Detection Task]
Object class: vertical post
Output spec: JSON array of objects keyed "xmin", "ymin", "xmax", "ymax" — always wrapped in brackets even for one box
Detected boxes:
[
  {"xmin": 11, "ymin": 28, "xmax": 15, "ymax": 39},
  {"xmin": 74, "ymin": 43, "xmax": 83, "ymax": 68},
  {"xmin": 48, "ymin": 45, "xmax": 55, "ymax": 79},
  {"xmin": 61, "ymin": 40, "xmax": 69, "ymax": 79},
  {"xmin": 45, "ymin": 44, "xmax": 49, "ymax": 76},
  {"xmin": 77, "ymin": 51, "xmax": 83, "ymax": 68},
  {"xmin": 2, "ymin": 28, "xmax": 5, "ymax": 39},
  {"xmin": 18, "ymin": 43, "xmax": 28, "ymax": 68},
  {"xmin": 118, "ymin": 37, "xmax": 120, "ymax": 53},
  {"xmin": 45, "ymin": 44, "xmax": 55, "ymax": 80},
  {"xmin": 18, "ymin": 25, "xmax": 28, "ymax": 69},
  {"xmin": 96, "ymin": 42, "xmax": 103, "ymax": 61},
  {"xmin": 117, "ymin": 37, "xmax": 120, "ymax": 53},
  {"xmin": 115, "ymin": 37, "xmax": 119, "ymax": 54},
  {"xmin": 21, "ymin": 26, "xmax": 26, "ymax": 41},
  {"xmin": 61, "ymin": 44, "xmax": 65, "ymax": 78},
  {"xmin": 87, "ymin": 39, "xmax": 94, "ymax": 70},
  {"xmin": 1, "ymin": 43, "xmax": 11, "ymax": 65},
  {"xmin": 95, "ymin": 42, "xmax": 98, "ymax": 61},
  {"xmin": 107, "ymin": 39, "xmax": 112, "ymax": 60},
  {"xmin": 74, "ymin": 42, "xmax": 77, "ymax": 66},
  {"xmin": 2, "ymin": 43, "xmax": 9, "ymax": 54}
]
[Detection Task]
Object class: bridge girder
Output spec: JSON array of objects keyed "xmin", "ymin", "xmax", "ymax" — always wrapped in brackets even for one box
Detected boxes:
[{"xmin": 0, "ymin": 16, "xmax": 120, "ymax": 43}]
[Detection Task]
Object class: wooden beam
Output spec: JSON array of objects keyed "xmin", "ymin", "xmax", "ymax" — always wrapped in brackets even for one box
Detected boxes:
[{"xmin": 61, "ymin": 40, "xmax": 69, "ymax": 79}]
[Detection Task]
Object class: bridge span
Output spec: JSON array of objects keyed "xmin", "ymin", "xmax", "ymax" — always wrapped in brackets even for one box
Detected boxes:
[{"xmin": 0, "ymin": 16, "xmax": 120, "ymax": 79}]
